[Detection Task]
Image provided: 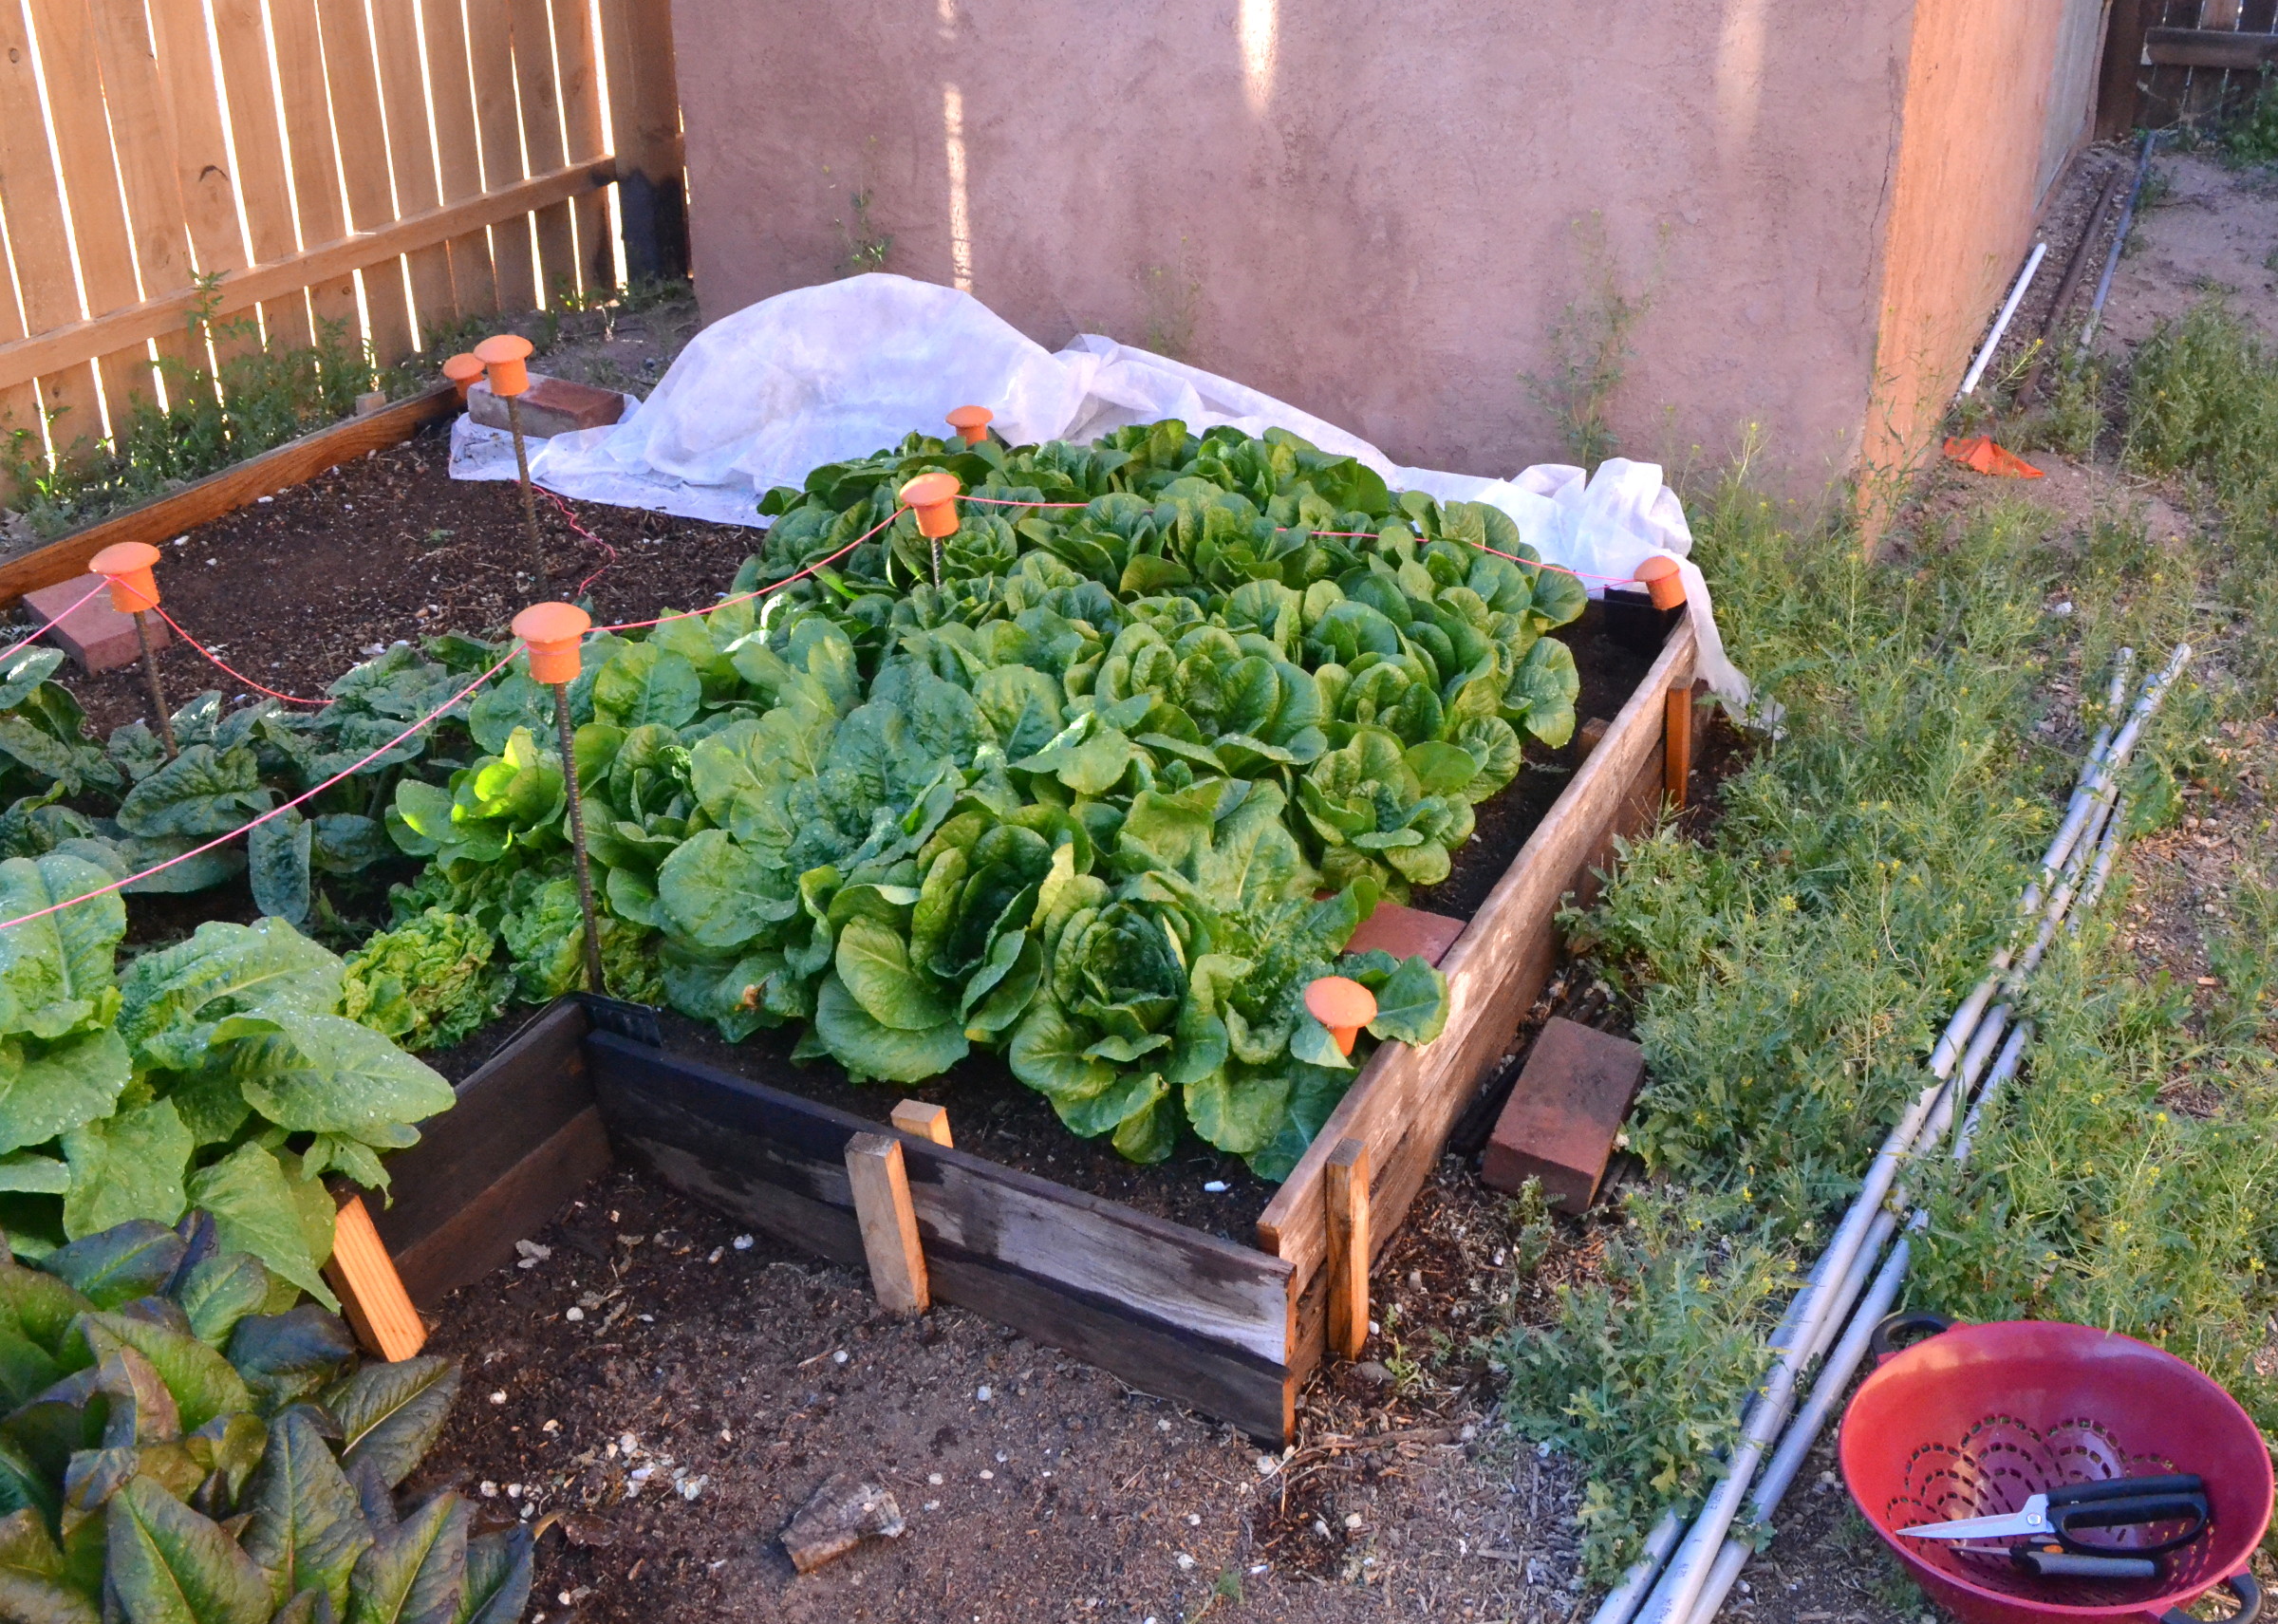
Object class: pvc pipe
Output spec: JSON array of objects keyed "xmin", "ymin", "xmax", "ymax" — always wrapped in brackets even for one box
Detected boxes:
[
  {"xmin": 1592, "ymin": 1512, "xmax": 1686, "ymax": 1624},
  {"xmin": 1959, "ymin": 240, "xmax": 2048, "ymax": 398},
  {"xmin": 2080, "ymin": 132, "xmax": 2159, "ymax": 356},
  {"xmin": 1680, "ymin": 1022, "xmax": 2035, "ymax": 1624},
  {"xmin": 2027, "ymin": 643, "xmax": 2190, "ymax": 916}
]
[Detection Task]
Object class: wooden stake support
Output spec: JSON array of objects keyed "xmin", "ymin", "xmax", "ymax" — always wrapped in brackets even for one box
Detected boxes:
[
  {"xmin": 327, "ymin": 1193, "xmax": 428, "ymax": 1361},
  {"xmin": 1665, "ymin": 684, "xmax": 1694, "ymax": 808},
  {"xmin": 890, "ymin": 1100, "xmax": 953, "ymax": 1148},
  {"xmin": 845, "ymin": 1132, "xmax": 929, "ymax": 1315},
  {"xmin": 1324, "ymin": 1138, "xmax": 1371, "ymax": 1360}
]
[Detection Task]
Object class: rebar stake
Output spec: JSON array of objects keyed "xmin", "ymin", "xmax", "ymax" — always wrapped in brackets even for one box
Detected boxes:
[
  {"xmin": 513, "ymin": 601, "xmax": 603, "ymax": 995},
  {"xmin": 134, "ymin": 612, "xmax": 177, "ymax": 760},
  {"xmin": 505, "ymin": 394, "xmax": 551, "ymax": 596},
  {"xmin": 89, "ymin": 542, "xmax": 176, "ymax": 759},
  {"xmin": 476, "ymin": 333, "xmax": 551, "ymax": 596}
]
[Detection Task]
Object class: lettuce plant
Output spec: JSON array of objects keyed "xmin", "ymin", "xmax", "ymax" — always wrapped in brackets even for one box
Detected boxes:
[
  {"xmin": 0, "ymin": 853, "xmax": 454, "ymax": 1290},
  {"xmin": 0, "ymin": 1208, "xmax": 527, "ymax": 1624}
]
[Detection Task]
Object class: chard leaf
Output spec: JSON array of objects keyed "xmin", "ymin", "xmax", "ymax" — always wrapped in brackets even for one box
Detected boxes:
[
  {"xmin": 220, "ymin": 1014, "xmax": 455, "ymax": 1139},
  {"xmin": 248, "ymin": 810, "xmax": 313, "ymax": 925},
  {"xmin": 60, "ymin": 1100, "xmax": 193, "ymax": 1237},
  {"xmin": 325, "ymin": 1357, "xmax": 459, "ymax": 1488},
  {"xmin": 346, "ymin": 1489, "xmax": 465, "ymax": 1624},
  {"xmin": 225, "ymin": 1308, "xmax": 358, "ymax": 1415},
  {"xmin": 186, "ymin": 1147, "xmax": 337, "ymax": 1312},
  {"xmin": 83, "ymin": 1313, "xmax": 252, "ymax": 1433},
  {"xmin": 104, "ymin": 1476, "xmax": 271, "ymax": 1624},
  {"xmin": 39, "ymin": 1221, "xmax": 182, "ymax": 1310},
  {"xmin": 0, "ymin": 1506, "xmax": 94, "ymax": 1624},
  {"xmin": 173, "ymin": 1250, "xmax": 270, "ymax": 1349},
  {"xmin": 454, "ymin": 1528, "xmax": 532, "ymax": 1624},
  {"xmin": 0, "ymin": 1030, "xmax": 131, "ymax": 1157},
  {"xmin": 243, "ymin": 1410, "xmax": 374, "ymax": 1615},
  {"xmin": 114, "ymin": 746, "xmax": 272, "ymax": 839},
  {"xmin": 0, "ymin": 853, "xmax": 125, "ymax": 1041}
]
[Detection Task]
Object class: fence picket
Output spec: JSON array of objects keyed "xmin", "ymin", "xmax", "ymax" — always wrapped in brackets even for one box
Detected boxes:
[
  {"xmin": 268, "ymin": 0, "xmax": 363, "ymax": 342},
  {"xmin": 420, "ymin": 0, "xmax": 500, "ymax": 317},
  {"xmin": 0, "ymin": 0, "xmax": 673, "ymax": 487},
  {"xmin": 467, "ymin": 0, "xmax": 539, "ymax": 311},
  {"xmin": 509, "ymin": 0, "xmax": 578, "ymax": 304},
  {"xmin": 208, "ymin": 0, "xmax": 313, "ymax": 350},
  {"xmin": 0, "ymin": 0, "xmax": 97, "ymax": 464},
  {"xmin": 370, "ymin": 0, "xmax": 461, "ymax": 340}
]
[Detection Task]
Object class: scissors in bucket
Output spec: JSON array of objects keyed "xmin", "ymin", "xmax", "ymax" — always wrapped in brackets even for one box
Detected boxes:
[{"xmin": 1899, "ymin": 1473, "xmax": 2211, "ymax": 1573}]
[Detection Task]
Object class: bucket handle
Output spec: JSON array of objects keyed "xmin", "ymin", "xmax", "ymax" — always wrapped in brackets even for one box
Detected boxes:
[
  {"xmin": 1869, "ymin": 1312, "xmax": 1955, "ymax": 1365},
  {"xmin": 2158, "ymin": 1571, "xmax": 2259, "ymax": 1624}
]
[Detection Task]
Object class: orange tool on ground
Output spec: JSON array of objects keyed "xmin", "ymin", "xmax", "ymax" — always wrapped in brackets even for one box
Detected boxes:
[{"xmin": 1943, "ymin": 437, "xmax": 2045, "ymax": 478}]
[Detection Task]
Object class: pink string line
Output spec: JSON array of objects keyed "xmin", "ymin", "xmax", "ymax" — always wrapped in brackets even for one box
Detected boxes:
[
  {"xmin": 541, "ymin": 489, "xmax": 620, "ymax": 599},
  {"xmin": 150, "ymin": 605, "xmax": 330, "ymax": 706},
  {"xmin": 594, "ymin": 505, "xmax": 906, "ymax": 633},
  {"xmin": 0, "ymin": 648, "xmax": 519, "ymax": 934},
  {"xmin": 2, "ymin": 580, "xmax": 109, "ymax": 665},
  {"xmin": 954, "ymin": 493, "xmax": 1639, "ymax": 586}
]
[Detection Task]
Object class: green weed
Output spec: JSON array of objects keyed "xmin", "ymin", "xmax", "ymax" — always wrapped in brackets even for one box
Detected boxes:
[
  {"xmin": 837, "ymin": 191, "xmax": 893, "ymax": 277},
  {"xmin": 2222, "ymin": 73, "xmax": 2278, "ymax": 167},
  {"xmin": 3, "ymin": 299, "xmax": 381, "ymax": 538},
  {"xmin": 1525, "ymin": 215, "xmax": 1652, "ymax": 469},
  {"xmin": 1492, "ymin": 1187, "xmax": 1793, "ymax": 1578}
]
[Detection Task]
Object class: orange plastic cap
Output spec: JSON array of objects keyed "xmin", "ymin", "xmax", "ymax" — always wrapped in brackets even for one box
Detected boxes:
[
  {"xmin": 441, "ymin": 352, "xmax": 485, "ymax": 400},
  {"xmin": 1634, "ymin": 554, "xmax": 1686, "ymax": 611},
  {"xmin": 1304, "ymin": 976, "xmax": 1378, "ymax": 1057},
  {"xmin": 90, "ymin": 541, "xmax": 162, "ymax": 613},
  {"xmin": 899, "ymin": 471, "xmax": 963, "ymax": 539},
  {"xmin": 945, "ymin": 404, "xmax": 995, "ymax": 445},
  {"xmin": 475, "ymin": 332, "xmax": 534, "ymax": 397},
  {"xmin": 512, "ymin": 600, "xmax": 591, "ymax": 684}
]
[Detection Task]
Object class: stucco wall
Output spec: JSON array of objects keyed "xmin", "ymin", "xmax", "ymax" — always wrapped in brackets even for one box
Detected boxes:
[
  {"xmin": 1862, "ymin": 0, "xmax": 2068, "ymax": 504},
  {"xmin": 675, "ymin": 0, "xmax": 1919, "ymax": 495}
]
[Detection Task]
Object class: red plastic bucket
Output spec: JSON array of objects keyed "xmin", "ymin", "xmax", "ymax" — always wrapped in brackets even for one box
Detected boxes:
[{"xmin": 1840, "ymin": 1317, "xmax": 2269, "ymax": 1624}]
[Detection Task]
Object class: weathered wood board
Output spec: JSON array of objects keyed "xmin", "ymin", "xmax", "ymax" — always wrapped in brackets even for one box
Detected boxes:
[
  {"xmin": 373, "ymin": 999, "xmax": 611, "ymax": 1307},
  {"xmin": 586, "ymin": 1033, "xmax": 1298, "ymax": 1440}
]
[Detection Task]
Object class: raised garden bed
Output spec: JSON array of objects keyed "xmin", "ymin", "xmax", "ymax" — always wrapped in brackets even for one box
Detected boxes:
[{"xmin": 366, "ymin": 611, "xmax": 1699, "ymax": 1442}]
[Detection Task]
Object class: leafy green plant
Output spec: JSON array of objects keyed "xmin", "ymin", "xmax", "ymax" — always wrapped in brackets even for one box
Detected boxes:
[
  {"xmin": 0, "ymin": 1207, "xmax": 527, "ymax": 1624},
  {"xmin": 0, "ymin": 852, "xmax": 454, "ymax": 1288},
  {"xmin": 373, "ymin": 418, "xmax": 1578, "ymax": 1172},
  {"xmin": 1493, "ymin": 1189, "xmax": 1790, "ymax": 1579},
  {"xmin": 338, "ymin": 911, "xmax": 508, "ymax": 1054},
  {"xmin": 2222, "ymin": 71, "xmax": 2278, "ymax": 167}
]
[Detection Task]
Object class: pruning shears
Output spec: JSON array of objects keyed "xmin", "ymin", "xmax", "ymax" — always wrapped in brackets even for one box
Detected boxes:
[{"xmin": 1898, "ymin": 1474, "xmax": 2210, "ymax": 1576}]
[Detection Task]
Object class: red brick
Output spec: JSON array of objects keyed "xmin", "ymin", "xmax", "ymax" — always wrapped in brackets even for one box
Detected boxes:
[
  {"xmin": 25, "ymin": 572, "xmax": 169, "ymax": 674},
  {"xmin": 1479, "ymin": 1017, "xmax": 1645, "ymax": 1209},
  {"xmin": 1344, "ymin": 900, "xmax": 1466, "ymax": 965},
  {"xmin": 466, "ymin": 373, "xmax": 626, "ymax": 439}
]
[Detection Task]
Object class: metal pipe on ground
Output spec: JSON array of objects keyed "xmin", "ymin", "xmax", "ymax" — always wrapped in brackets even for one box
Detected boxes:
[
  {"xmin": 2019, "ymin": 164, "xmax": 2130, "ymax": 407},
  {"xmin": 2079, "ymin": 132, "xmax": 2160, "ymax": 357},
  {"xmin": 1629, "ymin": 654, "xmax": 2172, "ymax": 1624}
]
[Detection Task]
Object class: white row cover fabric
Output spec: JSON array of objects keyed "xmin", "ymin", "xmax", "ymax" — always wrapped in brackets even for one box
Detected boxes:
[{"xmin": 449, "ymin": 273, "xmax": 1754, "ymax": 711}]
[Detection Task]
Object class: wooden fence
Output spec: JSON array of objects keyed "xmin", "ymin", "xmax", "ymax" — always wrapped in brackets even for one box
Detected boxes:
[
  {"xmin": 2101, "ymin": 0, "xmax": 2278, "ymax": 137},
  {"xmin": 0, "ymin": 0, "xmax": 681, "ymax": 478}
]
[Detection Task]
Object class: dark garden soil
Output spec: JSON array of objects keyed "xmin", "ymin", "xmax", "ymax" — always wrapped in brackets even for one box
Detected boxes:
[{"xmin": 29, "ymin": 423, "xmax": 763, "ymax": 741}]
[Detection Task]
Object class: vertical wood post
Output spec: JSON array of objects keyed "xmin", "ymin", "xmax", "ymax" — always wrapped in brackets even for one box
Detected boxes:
[
  {"xmin": 846, "ymin": 1132, "xmax": 929, "ymax": 1315},
  {"xmin": 598, "ymin": 0, "xmax": 686, "ymax": 282},
  {"xmin": 2095, "ymin": 0, "xmax": 2149, "ymax": 140},
  {"xmin": 1324, "ymin": 1138, "xmax": 1371, "ymax": 1360},
  {"xmin": 1664, "ymin": 685, "xmax": 1694, "ymax": 808},
  {"xmin": 890, "ymin": 1100, "xmax": 953, "ymax": 1148},
  {"xmin": 327, "ymin": 1194, "xmax": 428, "ymax": 1361}
]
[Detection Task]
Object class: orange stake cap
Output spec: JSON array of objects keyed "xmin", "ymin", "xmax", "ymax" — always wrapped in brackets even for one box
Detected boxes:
[
  {"xmin": 441, "ymin": 352, "xmax": 485, "ymax": 400},
  {"xmin": 89, "ymin": 541, "xmax": 162, "ymax": 613},
  {"xmin": 945, "ymin": 404, "xmax": 994, "ymax": 445},
  {"xmin": 1634, "ymin": 554, "xmax": 1686, "ymax": 611},
  {"xmin": 1304, "ymin": 976, "xmax": 1378, "ymax": 1057},
  {"xmin": 899, "ymin": 471, "xmax": 963, "ymax": 539},
  {"xmin": 474, "ymin": 333, "xmax": 534, "ymax": 398},
  {"xmin": 512, "ymin": 601, "xmax": 591, "ymax": 684}
]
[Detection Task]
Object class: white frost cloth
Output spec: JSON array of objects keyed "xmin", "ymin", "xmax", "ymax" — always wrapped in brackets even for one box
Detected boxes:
[{"xmin": 450, "ymin": 273, "xmax": 1755, "ymax": 711}]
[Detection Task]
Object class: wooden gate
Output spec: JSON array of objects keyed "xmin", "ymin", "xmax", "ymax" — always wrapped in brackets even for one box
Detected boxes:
[
  {"xmin": 0, "ymin": 0, "xmax": 680, "ymax": 477},
  {"xmin": 2101, "ymin": 0, "xmax": 2278, "ymax": 136}
]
